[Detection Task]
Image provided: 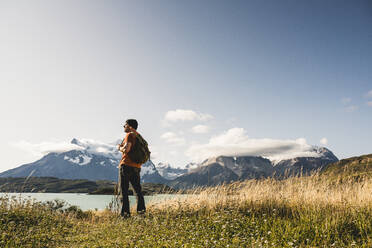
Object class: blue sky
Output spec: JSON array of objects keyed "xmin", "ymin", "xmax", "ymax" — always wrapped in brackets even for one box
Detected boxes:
[{"xmin": 0, "ymin": 0, "xmax": 371, "ymax": 171}]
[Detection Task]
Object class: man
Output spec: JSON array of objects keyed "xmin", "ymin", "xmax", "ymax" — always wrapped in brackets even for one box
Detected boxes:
[{"xmin": 117, "ymin": 119, "xmax": 146, "ymax": 217}]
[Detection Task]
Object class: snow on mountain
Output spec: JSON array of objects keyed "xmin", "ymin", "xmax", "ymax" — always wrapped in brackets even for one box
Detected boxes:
[
  {"xmin": 269, "ymin": 146, "xmax": 337, "ymax": 165},
  {"xmin": 140, "ymin": 160, "xmax": 168, "ymax": 183},
  {"xmin": 155, "ymin": 162, "xmax": 188, "ymax": 180},
  {"xmin": 272, "ymin": 147, "xmax": 339, "ymax": 177},
  {"xmin": 64, "ymin": 138, "xmax": 168, "ymax": 182},
  {"xmin": 70, "ymin": 138, "xmax": 121, "ymax": 160},
  {"xmin": 63, "ymin": 151, "xmax": 92, "ymax": 166},
  {"xmin": 185, "ymin": 162, "xmax": 200, "ymax": 172},
  {"xmin": 141, "ymin": 162, "xmax": 157, "ymax": 176}
]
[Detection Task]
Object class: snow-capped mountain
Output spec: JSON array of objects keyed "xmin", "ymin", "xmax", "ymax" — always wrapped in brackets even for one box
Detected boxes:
[
  {"xmin": 70, "ymin": 138, "xmax": 121, "ymax": 160},
  {"xmin": 185, "ymin": 162, "xmax": 200, "ymax": 173},
  {"xmin": 0, "ymin": 138, "xmax": 166, "ymax": 183},
  {"xmin": 169, "ymin": 156, "xmax": 274, "ymax": 189},
  {"xmin": 273, "ymin": 147, "xmax": 339, "ymax": 176},
  {"xmin": 169, "ymin": 147, "xmax": 338, "ymax": 189},
  {"xmin": 155, "ymin": 162, "xmax": 188, "ymax": 180},
  {"xmin": 140, "ymin": 160, "xmax": 169, "ymax": 183}
]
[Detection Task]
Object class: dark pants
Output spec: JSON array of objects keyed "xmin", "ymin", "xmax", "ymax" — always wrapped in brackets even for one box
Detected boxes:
[{"xmin": 119, "ymin": 165, "xmax": 146, "ymax": 216}]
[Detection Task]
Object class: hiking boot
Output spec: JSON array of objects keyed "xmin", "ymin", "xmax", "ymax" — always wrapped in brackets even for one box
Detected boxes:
[
  {"xmin": 121, "ymin": 213, "xmax": 131, "ymax": 219},
  {"xmin": 137, "ymin": 210, "xmax": 146, "ymax": 216}
]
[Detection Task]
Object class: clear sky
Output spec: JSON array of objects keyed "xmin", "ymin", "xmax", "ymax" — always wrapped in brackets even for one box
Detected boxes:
[{"xmin": 0, "ymin": 0, "xmax": 371, "ymax": 172}]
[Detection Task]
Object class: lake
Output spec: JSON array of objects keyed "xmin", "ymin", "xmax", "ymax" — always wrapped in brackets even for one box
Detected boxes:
[{"xmin": 0, "ymin": 193, "xmax": 183, "ymax": 211}]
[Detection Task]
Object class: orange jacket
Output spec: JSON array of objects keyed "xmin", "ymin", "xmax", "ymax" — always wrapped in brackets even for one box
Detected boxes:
[{"xmin": 119, "ymin": 131, "xmax": 142, "ymax": 168}]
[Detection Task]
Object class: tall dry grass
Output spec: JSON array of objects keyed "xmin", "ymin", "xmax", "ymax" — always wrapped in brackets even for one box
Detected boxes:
[
  {"xmin": 137, "ymin": 173, "xmax": 372, "ymax": 247},
  {"xmin": 150, "ymin": 173, "xmax": 372, "ymax": 212}
]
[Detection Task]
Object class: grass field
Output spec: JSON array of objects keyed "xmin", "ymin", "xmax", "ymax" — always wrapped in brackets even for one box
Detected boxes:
[{"xmin": 1, "ymin": 172, "xmax": 372, "ymax": 247}]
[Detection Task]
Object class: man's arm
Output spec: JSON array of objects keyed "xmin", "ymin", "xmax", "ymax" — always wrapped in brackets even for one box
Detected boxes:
[
  {"xmin": 121, "ymin": 142, "xmax": 132, "ymax": 155},
  {"xmin": 118, "ymin": 133, "xmax": 135, "ymax": 154}
]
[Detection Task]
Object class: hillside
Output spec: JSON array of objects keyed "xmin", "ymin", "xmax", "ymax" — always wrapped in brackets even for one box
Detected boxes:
[
  {"xmin": 321, "ymin": 153, "xmax": 372, "ymax": 178},
  {"xmin": 0, "ymin": 177, "xmax": 174, "ymax": 195}
]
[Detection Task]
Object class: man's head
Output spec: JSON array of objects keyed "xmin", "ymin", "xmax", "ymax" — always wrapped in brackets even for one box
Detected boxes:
[{"xmin": 124, "ymin": 119, "xmax": 138, "ymax": 133}]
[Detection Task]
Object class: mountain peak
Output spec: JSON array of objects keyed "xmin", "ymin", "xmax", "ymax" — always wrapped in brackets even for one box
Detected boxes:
[
  {"xmin": 71, "ymin": 138, "xmax": 80, "ymax": 145},
  {"xmin": 156, "ymin": 162, "xmax": 172, "ymax": 169},
  {"xmin": 68, "ymin": 138, "xmax": 121, "ymax": 160}
]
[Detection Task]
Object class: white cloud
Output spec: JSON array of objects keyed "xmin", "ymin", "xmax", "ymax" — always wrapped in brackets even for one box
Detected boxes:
[
  {"xmin": 169, "ymin": 150, "xmax": 179, "ymax": 156},
  {"xmin": 11, "ymin": 138, "xmax": 122, "ymax": 159},
  {"xmin": 345, "ymin": 105, "xmax": 358, "ymax": 112},
  {"xmin": 185, "ymin": 128, "xmax": 321, "ymax": 163},
  {"xmin": 191, "ymin": 125, "xmax": 210, "ymax": 134},
  {"xmin": 366, "ymin": 90, "xmax": 372, "ymax": 98},
  {"xmin": 148, "ymin": 146, "xmax": 158, "ymax": 159},
  {"xmin": 11, "ymin": 140, "xmax": 83, "ymax": 157},
  {"xmin": 71, "ymin": 138, "xmax": 121, "ymax": 158},
  {"xmin": 367, "ymin": 101, "xmax": 372, "ymax": 107},
  {"xmin": 341, "ymin": 97, "xmax": 351, "ymax": 104},
  {"xmin": 320, "ymin": 138, "xmax": 328, "ymax": 145},
  {"xmin": 164, "ymin": 109, "xmax": 213, "ymax": 124},
  {"xmin": 161, "ymin": 132, "xmax": 185, "ymax": 145}
]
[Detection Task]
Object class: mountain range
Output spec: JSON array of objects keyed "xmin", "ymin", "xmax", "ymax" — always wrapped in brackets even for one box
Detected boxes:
[
  {"xmin": 0, "ymin": 138, "xmax": 339, "ymax": 189},
  {"xmin": 169, "ymin": 147, "xmax": 338, "ymax": 188}
]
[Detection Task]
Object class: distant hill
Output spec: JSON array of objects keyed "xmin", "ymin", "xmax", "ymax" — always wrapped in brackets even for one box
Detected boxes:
[
  {"xmin": 0, "ymin": 177, "xmax": 115, "ymax": 193},
  {"xmin": 321, "ymin": 153, "xmax": 372, "ymax": 178},
  {"xmin": 0, "ymin": 177, "xmax": 174, "ymax": 195}
]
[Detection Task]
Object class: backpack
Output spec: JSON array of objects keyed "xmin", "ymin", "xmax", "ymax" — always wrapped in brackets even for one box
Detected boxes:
[{"xmin": 128, "ymin": 133, "xmax": 151, "ymax": 164}]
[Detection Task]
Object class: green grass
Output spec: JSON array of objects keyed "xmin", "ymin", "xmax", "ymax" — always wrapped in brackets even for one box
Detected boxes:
[
  {"xmin": 0, "ymin": 195, "xmax": 76, "ymax": 247},
  {"xmin": 1, "ymin": 171, "xmax": 372, "ymax": 247},
  {"xmin": 61, "ymin": 202, "xmax": 372, "ymax": 248}
]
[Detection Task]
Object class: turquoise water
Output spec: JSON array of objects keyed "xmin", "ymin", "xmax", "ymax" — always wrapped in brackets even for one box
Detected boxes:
[{"xmin": 0, "ymin": 193, "xmax": 181, "ymax": 211}]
